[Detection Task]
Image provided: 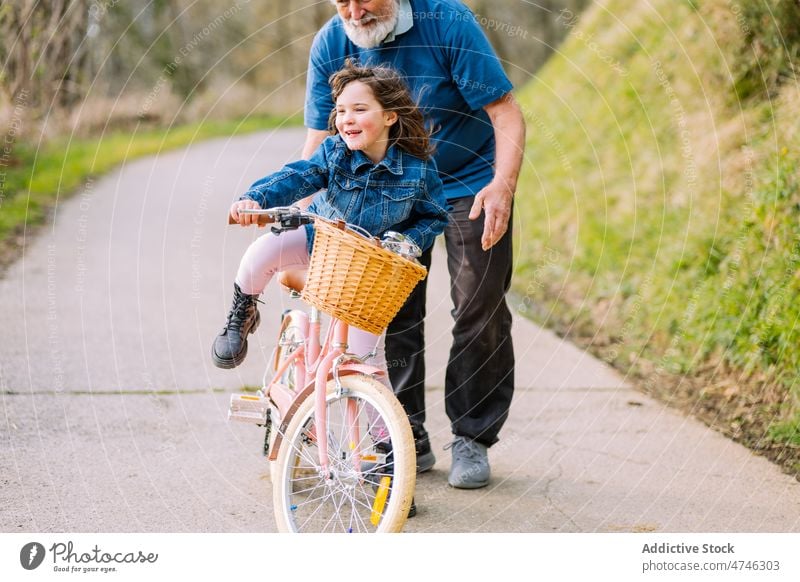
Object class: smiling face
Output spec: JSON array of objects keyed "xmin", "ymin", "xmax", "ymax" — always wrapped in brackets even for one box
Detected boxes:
[
  {"xmin": 334, "ymin": 0, "xmax": 398, "ymax": 48},
  {"xmin": 335, "ymin": 80, "xmax": 398, "ymax": 163}
]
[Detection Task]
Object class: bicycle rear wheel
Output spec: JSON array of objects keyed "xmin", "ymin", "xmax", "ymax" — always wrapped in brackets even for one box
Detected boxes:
[
  {"xmin": 272, "ymin": 311, "xmax": 305, "ymax": 391},
  {"xmin": 268, "ymin": 311, "xmax": 306, "ymax": 481},
  {"xmin": 273, "ymin": 374, "xmax": 415, "ymax": 533}
]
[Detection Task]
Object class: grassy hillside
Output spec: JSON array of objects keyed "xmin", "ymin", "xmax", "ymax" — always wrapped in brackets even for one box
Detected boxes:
[{"xmin": 513, "ymin": 0, "xmax": 800, "ymax": 474}]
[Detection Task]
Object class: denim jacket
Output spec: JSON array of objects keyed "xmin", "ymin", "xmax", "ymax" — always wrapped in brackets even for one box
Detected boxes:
[{"xmin": 240, "ymin": 135, "xmax": 449, "ymax": 252}]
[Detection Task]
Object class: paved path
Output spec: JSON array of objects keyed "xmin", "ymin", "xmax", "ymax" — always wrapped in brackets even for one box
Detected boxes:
[{"xmin": 2, "ymin": 129, "xmax": 799, "ymax": 532}]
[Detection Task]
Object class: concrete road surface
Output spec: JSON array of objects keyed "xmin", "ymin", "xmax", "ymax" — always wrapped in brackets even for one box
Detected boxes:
[{"xmin": 2, "ymin": 128, "xmax": 799, "ymax": 533}]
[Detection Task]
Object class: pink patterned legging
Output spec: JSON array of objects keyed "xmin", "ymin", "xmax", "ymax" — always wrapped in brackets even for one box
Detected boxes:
[{"xmin": 235, "ymin": 228, "xmax": 391, "ymax": 390}]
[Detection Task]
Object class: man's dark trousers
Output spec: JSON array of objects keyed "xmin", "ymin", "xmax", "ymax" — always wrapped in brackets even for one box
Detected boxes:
[{"xmin": 386, "ymin": 195, "xmax": 515, "ymax": 447}]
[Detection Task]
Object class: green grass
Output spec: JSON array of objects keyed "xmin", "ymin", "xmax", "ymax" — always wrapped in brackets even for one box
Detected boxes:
[
  {"xmin": 0, "ymin": 114, "xmax": 300, "ymax": 245},
  {"xmin": 513, "ymin": 0, "xmax": 800, "ymax": 463}
]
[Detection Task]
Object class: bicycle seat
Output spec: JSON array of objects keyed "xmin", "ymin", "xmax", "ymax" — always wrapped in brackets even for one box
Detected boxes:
[{"xmin": 278, "ymin": 269, "xmax": 307, "ymax": 294}]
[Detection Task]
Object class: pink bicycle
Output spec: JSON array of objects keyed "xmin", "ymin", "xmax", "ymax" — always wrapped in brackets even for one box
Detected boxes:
[{"xmin": 228, "ymin": 206, "xmax": 423, "ymax": 533}]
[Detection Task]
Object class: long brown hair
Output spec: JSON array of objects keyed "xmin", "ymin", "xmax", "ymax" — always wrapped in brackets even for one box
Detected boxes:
[{"xmin": 328, "ymin": 60, "xmax": 435, "ymax": 160}]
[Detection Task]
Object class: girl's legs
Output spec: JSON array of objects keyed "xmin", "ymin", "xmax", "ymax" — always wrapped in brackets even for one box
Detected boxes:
[
  {"xmin": 212, "ymin": 229, "xmax": 309, "ymax": 368},
  {"xmin": 348, "ymin": 326, "xmax": 389, "ymax": 388},
  {"xmin": 236, "ymin": 228, "xmax": 310, "ymax": 294},
  {"xmin": 348, "ymin": 327, "xmax": 392, "ymax": 442}
]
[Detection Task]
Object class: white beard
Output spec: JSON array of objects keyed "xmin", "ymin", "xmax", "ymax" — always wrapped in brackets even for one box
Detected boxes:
[{"xmin": 342, "ymin": 2, "xmax": 399, "ymax": 49}]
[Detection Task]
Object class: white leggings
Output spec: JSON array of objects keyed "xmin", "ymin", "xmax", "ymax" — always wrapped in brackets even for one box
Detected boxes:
[{"xmin": 235, "ymin": 228, "xmax": 391, "ymax": 389}]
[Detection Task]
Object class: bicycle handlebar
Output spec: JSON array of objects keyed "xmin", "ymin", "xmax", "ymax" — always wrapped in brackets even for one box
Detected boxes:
[
  {"xmin": 229, "ymin": 206, "xmax": 315, "ymax": 232},
  {"xmin": 229, "ymin": 206, "xmax": 422, "ymax": 260}
]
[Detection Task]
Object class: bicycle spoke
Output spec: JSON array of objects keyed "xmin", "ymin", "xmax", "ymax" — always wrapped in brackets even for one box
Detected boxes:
[
  {"xmin": 286, "ymin": 479, "xmax": 327, "ymax": 498},
  {"xmin": 291, "ymin": 492, "xmax": 331, "ymax": 513},
  {"xmin": 289, "ymin": 425, "xmax": 322, "ymax": 467},
  {"xmin": 350, "ymin": 485, "xmax": 386, "ymax": 516},
  {"xmin": 348, "ymin": 490, "xmax": 374, "ymax": 531},
  {"xmin": 333, "ymin": 494, "xmax": 349, "ymax": 533},
  {"xmin": 320, "ymin": 489, "xmax": 347, "ymax": 533},
  {"xmin": 297, "ymin": 487, "xmax": 338, "ymax": 531}
]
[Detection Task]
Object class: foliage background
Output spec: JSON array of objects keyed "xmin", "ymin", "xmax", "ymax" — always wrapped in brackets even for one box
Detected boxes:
[
  {"xmin": 513, "ymin": 0, "xmax": 800, "ymax": 473},
  {"xmin": 0, "ymin": 0, "xmax": 588, "ymax": 136}
]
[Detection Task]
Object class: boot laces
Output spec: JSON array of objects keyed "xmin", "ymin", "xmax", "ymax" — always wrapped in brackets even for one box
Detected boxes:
[{"xmin": 226, "ymin": 294, "xmax": 261, "ymax": 330}]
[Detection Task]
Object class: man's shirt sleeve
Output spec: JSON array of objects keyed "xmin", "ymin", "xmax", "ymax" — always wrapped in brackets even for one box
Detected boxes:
[
  {"xmin": 442, "ymin": 9, "xmax": 514, "ymax": 111},
  {"xmin": 305, "ymin": 29, "xmax": 337, "ymax": 130}
]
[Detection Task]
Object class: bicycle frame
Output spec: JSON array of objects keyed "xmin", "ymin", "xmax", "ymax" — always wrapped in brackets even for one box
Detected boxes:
[
  {"xmin": 225, "ymin": 207, "xmax": 419, "ymax": 531},
  {"xmin": 263, "ymin": 303, "xmax": 385, "ymax": 475}
]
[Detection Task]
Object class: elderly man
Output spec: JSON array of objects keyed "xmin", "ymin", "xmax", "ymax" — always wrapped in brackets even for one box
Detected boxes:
[{"xmin": 302, "ymin": 0, "xmax": 525, "ymax": 489}]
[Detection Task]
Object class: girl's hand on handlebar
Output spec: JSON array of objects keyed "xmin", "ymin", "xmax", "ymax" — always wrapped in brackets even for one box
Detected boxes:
[{"xmin": 230, "ymin": 199, "xmax": 263, "ymax": 227}]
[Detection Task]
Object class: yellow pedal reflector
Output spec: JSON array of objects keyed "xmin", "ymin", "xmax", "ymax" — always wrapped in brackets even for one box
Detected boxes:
[
  {"xmin": 361, "ymin": 454, "xmax": 378, "ymax": 462},
  {"xmin": 370, "ymin": 476, "xmax": 392, "ymax": 526}
]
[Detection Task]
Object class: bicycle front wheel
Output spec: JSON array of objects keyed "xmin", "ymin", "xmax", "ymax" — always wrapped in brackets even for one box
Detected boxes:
[{"xmin": 273, "ymin": 374, "xmax": 415, "ymax": 533}]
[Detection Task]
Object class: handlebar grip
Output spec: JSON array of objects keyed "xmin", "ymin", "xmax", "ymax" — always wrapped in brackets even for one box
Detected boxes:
[{"xmin": 228, "ymin": 213, "xmax": 274, "ymax": 226}]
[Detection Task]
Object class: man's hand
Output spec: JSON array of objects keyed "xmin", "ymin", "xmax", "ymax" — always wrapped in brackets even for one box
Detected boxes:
[
  {"xmin": 469, "ymin": 179, "xmax": 514, "ymax": 250},
  {"xmin": 473, "ymin": 93, "xmax": 525, "ymax": 250},
  {"xmin": 230, "ymin": 199, "xmax": 263, "ymax": 227}
]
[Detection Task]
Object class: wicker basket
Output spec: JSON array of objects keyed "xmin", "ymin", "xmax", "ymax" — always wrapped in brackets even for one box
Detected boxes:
[{"xmin": 301, "ymin": 218, "xmax": 427, "ymax": 335}]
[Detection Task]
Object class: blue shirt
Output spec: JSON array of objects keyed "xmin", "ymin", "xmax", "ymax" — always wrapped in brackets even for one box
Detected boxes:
[
  {"xmin": 241, "ymin": 135, "xmax": 449, "ymax": 253},
  {"xmin": 305, "ymin": 0, "xmax": 513, "ymax": 200}
]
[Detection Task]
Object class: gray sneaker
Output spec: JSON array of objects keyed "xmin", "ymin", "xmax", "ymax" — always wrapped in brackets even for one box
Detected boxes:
[{"xmin": 446, "ymin": 436, "xmax": 490, "ymax": 489}]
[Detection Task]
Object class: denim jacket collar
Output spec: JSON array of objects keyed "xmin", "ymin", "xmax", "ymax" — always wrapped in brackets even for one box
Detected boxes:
[{"xmin": 337, "ymin": 137, "xmax": 405, "ymax": 176}]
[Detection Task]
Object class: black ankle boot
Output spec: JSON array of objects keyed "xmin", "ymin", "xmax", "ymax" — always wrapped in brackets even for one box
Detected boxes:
[
  {"xmin": 412, "ymin": 423, "xmax": 436, "ymax": 473},
  {"xmin": 211, "ymin": 283, "xmax": 261, "ymax": 369}
]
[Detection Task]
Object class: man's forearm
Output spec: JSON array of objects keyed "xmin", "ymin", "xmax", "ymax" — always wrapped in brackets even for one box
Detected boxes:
[
  {"xmin": 302, "ymin": 128, "xmax": 329, "ymax": 159},
  {"xmin": 295, "ymin": 128, "xmax": 330, "ymax": 209},
  {"xmin": 486, "ymin": 94, "xmax": 526, "ymax": 194}
]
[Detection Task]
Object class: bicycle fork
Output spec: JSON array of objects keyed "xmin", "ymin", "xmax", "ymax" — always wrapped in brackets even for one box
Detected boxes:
[{"xmin": 313, "ymin": 319, "xmax": 350, "ymax": 478}]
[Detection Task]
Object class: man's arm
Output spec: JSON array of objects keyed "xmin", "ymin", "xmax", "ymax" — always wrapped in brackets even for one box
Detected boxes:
[
  {"xmin": 302, "ymin": 128, "xmax": 329, "ymax": 160},
  {"xmin": 469, "ymin": 93, "xmax": 526, "ymax": 250},
  {"xmin": 295, "ymin": 129, "xmax": 331, "ymax": 209}
]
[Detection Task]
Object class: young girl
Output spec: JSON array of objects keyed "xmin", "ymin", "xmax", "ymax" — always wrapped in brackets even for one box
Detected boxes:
[{"xmin": 212, "ymin": 61, "xmax": 448, "ymax": 373}]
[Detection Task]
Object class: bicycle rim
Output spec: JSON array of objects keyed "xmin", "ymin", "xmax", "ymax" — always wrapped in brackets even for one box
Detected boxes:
[{"xmin": 273, "ymin": 374, "xmax": 415, "ymax": 533}]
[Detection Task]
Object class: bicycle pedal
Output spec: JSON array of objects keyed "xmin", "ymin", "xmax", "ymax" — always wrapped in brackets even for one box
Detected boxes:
[{"xmin": 228, "ymin": 393, "xmax": 269, "ymax": 425}]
